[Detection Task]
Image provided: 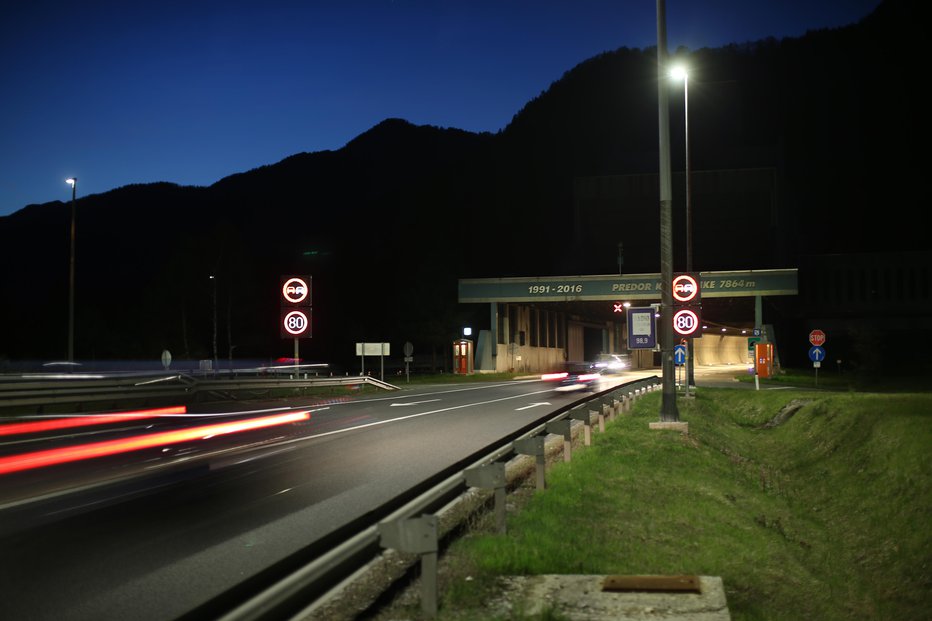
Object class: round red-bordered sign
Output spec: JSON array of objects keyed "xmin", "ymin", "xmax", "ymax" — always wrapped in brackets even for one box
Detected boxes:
[
  {"xmin": 282, "ymin": 277, "xmax": 309, "ymax": 304},
  {"xmin": 283, "ymin": 309, "xmax": 310, "ymax": 336},
  {"xmin": 672, "ymin": 274, "xmax": 699, "ymax": 303},
  {"xmin": 672, "ymin": 308, "xmax": 700, "ymax": 337}
]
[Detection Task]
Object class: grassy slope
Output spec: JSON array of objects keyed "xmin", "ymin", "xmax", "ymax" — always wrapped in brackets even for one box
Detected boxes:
[{"xmin": 443, "ymin": 388, "xmax": 931, "ymax": 621}]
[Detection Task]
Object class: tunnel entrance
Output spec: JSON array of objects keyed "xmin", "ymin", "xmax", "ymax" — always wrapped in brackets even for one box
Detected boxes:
[{"xmin": 583, "ymin": 326, "xmax": 603, "ymax": 362}]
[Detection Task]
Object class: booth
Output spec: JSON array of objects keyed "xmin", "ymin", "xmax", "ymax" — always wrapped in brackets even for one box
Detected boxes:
[
  {"xmin": 754, "ymin": 342, "xmax": 774, "ymax": 378},
  {"xmin": 453, "ymin": 339, "xmax": 474, "ymax": 374}
]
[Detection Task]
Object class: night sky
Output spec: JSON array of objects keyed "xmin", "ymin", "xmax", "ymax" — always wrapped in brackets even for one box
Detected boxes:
[{"xmin": 1, "ymin": 0, "xmax": 880, "ymax": 217}]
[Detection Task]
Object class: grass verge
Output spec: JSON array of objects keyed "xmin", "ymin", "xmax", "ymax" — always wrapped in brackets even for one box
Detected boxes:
[{"xmin": 425, "ymin": 388, "xmax": 931, "ymax": 620}]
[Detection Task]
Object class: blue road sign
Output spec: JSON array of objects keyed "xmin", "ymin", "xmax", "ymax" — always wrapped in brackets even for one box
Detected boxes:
[
  {"xmin": 808, "ymin": 346, "xmax": 826, "ymax": 362},
  {"xmin": 674, "ymin": 344, "xmax": 687, "ymax": 365}
]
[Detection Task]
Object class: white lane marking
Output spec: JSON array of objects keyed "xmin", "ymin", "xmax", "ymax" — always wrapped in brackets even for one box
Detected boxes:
[
  {"xmin": 294, "ymin": 388, "xmax": 556, "ymax": 442},
  {"xmin": 390, "ymin": 399, "xmax": 441, "ymax": 407},
  {"xmin": 515, "ymin": 402, "xmax": 551, "ymax": 411},
  {"xmin": 347, "ymin": 380, "xmax": 540, "ymax": 405}
]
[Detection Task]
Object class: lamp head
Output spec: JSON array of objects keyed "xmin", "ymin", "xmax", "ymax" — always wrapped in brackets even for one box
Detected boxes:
[{"xmin": 66, "ymin": 177, "xmax": 77, "ymax": 187}]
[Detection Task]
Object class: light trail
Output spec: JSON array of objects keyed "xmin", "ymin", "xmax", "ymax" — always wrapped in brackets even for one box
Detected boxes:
[
  {"xmin": 0, "ymin": 410, "xmax": 310, "ymax": 475},
  {"xmin": 0, "ymin": 406, "xmax": 188, "ymax": 437}
]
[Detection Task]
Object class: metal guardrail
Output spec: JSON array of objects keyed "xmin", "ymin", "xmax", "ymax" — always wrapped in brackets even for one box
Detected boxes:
[
  {"xmin": 0, "ymin": 372, "xmax": 399, "ymax": 413},
  {"xmin": 210, "ymin": 375, "xmax": 662, "ymax": 620}
]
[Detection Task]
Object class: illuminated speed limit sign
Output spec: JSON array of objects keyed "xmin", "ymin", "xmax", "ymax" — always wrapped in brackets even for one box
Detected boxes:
[
  {"xmin": 672, "ymin": 307, "xmax": 701, "ymax": 338},
  {"xmin": 280, "ymin": 275, "xmax": 312, "ymax": 340},
  {"xmin": 280, "ymin": 308, "xmax": 312, "ymax": 338}
]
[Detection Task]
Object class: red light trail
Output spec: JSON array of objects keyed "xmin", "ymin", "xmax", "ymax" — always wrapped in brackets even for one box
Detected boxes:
[
  {"xmin": 0, "ymin": 406, "xmax": 188, "ymax": 437},
  {"xmin": 0, "ymin": 410, "xmax": 310, "ymax": 475}
]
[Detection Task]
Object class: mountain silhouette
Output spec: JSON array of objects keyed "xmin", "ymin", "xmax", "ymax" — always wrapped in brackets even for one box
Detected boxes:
[{"xmin": 0, "ymin": 0, "xmax": 921, "ymax": 369}]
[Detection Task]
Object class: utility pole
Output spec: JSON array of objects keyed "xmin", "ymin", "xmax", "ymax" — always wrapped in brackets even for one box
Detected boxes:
[
  {"xmin": 66, "ymin": 177, "xmax": 77, "ymax": 362},
  {"xmin": 656, "ymin": 0, "xmax": 679, "ymax": 421}
]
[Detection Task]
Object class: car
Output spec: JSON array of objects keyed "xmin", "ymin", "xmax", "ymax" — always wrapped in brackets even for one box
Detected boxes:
[
  {"xmin": 542, "ymin": 362, "xmax": 603, "ymax": 393},
  {"xmin": 592, "ymin": 353, "xmax": 631, "ymax": 374}
]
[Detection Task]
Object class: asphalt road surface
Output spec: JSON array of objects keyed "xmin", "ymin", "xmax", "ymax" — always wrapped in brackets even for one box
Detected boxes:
[{"xmin": 0, "ymin": 374, "xmax": 644, "ymax": 621}]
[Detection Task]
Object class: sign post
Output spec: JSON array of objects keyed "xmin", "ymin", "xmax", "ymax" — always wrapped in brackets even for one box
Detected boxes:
[
  {"xmin": 404, "ymin": 341, "xmax": 414, "ymax": 383},
  {"xmin": 808, "ymin": 330, "xmax": 827, "ymax": 387},
  {"xmin": 674, "ymin": 344, "xmax": 687, "ymax": 390},
  {"xmin": 281, "ymin": 276, "xmax": 312, "ymax": 374},
  {"xmin": 357, "ymin": 342, "xmax": 390, "ymax": 381},
  {"xmin": 672, "ymin": 273, "xmax": 701, "ymax": 397}
]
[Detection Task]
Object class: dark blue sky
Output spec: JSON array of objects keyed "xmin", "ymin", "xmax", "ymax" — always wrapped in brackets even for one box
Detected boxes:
[{"xmin": 0, "ymin": 1, "xmax": 880, "ymax": 216}]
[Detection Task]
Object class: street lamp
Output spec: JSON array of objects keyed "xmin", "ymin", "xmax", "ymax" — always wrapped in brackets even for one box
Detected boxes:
[
  {"xmin": 66, "ymin": 177, "xmax": 77, "ymax": 362},
  {"xmin": 656, "ymin": 0, "xmax": 678, "ymax": 421},
  {"xmin": 209, "ymin": 275, "xmax": 218, "ymax": 371},
  {"xmin": 670, "ymin": 64, "xmax": 696, "ymax": 390}
]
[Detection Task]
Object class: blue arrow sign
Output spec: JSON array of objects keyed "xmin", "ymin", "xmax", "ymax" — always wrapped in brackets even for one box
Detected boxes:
[
  {"xmin": 808, "ymin": 346, "xmax": 826, "ymax": 362},
  {"xmin": 674, "ymin": 344, "xmax": 687, "ymax": 365}
]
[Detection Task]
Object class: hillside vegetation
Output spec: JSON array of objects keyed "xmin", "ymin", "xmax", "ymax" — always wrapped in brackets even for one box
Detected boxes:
[
  {"xmin": 0, "ymin": 1, "xmax": 922, "ymax": 367},
  {"xmin": 427, "ymin": 388, "xmax": 930, "ymax": 620}
]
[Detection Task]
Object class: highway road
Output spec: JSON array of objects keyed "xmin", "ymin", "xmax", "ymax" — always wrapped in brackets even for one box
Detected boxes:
[{"xmin": 0, "ymin": 373, "xmax": 645, "ymax": 621}]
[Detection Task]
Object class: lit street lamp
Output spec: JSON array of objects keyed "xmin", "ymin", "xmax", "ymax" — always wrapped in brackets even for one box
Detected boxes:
[
  {"xmin": 66, "ymin": 177, "xmax": 77, "ymax": 362},
  {"xmin": 671, "ymin": 64, "xmax": 696, "ymax": 391}
]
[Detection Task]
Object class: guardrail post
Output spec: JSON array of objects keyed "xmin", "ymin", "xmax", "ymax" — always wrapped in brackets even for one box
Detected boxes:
[
  {"xmin": 378, "ymin": 515, "xmax": 439, "ymax": 618},
  {"xmin": 514, "ymin": 436, "xmax": 547, "ymax": 490},
  {"xmin": 593, "ymin": 407, "xmax": 605, "ymax": 432},
  {"xmin": 546, "ymin": 419, "xmax": 574, "ymax": 462},
  {"xmin": 602, "ymin": 396, "xmax": 615, "ymax": 421},
  {"xmin": 464, "ymin": 462, "xmax": 507, "ymax": 533},
  {"xmin": 568, "ymin": 406, "xmax": 592, "ymax": 446}
]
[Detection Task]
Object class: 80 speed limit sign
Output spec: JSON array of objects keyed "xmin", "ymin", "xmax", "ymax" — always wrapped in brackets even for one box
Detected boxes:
[
  {"xmin": 280, "ymin": 308, "xmax": 312, "ymax": 338},
  {"xmin": 672, "ymin": 307, "xmax": 702, "ymax": 338}
]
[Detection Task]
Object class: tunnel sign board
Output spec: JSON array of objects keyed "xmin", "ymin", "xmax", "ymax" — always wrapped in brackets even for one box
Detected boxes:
[
  {"xmin": 458, "ymin": 269, "xmax": 798, "ymax": 302},
  {"xmin": 280, "ymin": 275, "xmax": 312, "ymax": 339}
]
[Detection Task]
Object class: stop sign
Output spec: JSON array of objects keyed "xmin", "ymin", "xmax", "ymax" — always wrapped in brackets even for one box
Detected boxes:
[{"xmin": 809, "ymin": 330, "xmax": 826, "ymax": 346}]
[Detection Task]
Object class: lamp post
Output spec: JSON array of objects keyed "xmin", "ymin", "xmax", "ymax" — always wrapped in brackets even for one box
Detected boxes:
[
  {"xmin": 671, "ymin": 64, "xmax": 696, "ymax": 391},
  {"xmin": 65, "ymin": 177, "xmax": 77, "ymax": 362},
  {"xmin": 656, "ymin": 0, "xmax": 678, "ymax": 422},
  {"xmin": 209, "ymin": 275, "xmax": 218, "ymax": 371}
]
